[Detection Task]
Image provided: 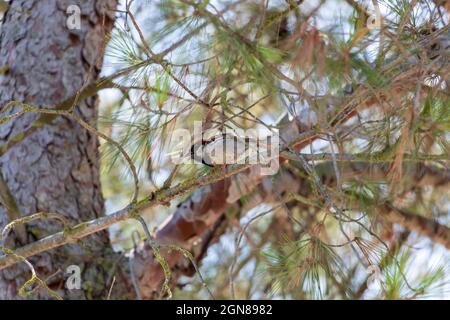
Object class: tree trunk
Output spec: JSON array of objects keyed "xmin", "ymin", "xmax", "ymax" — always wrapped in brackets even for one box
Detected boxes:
[{"xmin": 0, "ymin": 0, "xmax": 133, "ymax": 299}]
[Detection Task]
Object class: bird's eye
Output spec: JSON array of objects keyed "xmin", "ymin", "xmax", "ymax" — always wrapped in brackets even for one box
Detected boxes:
[{"xmin": 430, "ymin": 43, "xmax": 440, "ymax": 51}]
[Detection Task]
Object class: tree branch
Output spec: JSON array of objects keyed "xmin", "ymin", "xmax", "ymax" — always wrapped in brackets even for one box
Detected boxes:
[
  {"xmin": 0, "ymin": 163, "xmax": 253, "ymax": 271},
  {"xmin": 383, "ymin": 204, "xmax": 450, "ymax": 249}
]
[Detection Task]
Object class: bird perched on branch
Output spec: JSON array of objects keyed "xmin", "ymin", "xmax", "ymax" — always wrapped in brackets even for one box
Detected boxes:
[{"xmin": 190, "ymin": 132, "xmax": 259, "ymax": 167}]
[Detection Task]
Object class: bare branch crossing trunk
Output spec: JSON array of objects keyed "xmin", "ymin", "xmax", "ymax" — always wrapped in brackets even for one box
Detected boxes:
[{"xmin": 0, "ymin": 0, "xmax": 134, "ymax": 299}]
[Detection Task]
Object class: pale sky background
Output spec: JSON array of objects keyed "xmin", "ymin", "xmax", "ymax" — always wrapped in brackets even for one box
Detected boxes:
[{"xmin": 97, "ymin": 0, "xmax": 449, "ymax": 299}]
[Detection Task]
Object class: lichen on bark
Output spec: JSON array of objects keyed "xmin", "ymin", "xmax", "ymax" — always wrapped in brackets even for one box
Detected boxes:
[{"xmin": 0, "ymin": 0, "xmax": 131, "ymax": 299}]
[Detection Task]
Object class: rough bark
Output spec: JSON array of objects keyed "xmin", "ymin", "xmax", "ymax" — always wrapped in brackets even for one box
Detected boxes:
[{"xmin": 0, "ymin": 0, "xmax": 133, "ymax": 299}]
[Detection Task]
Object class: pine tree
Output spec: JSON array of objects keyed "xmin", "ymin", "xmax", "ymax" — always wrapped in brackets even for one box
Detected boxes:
[{"xmin": 0, "ymin": 0, "xmax": 448, "ymax": 299}]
